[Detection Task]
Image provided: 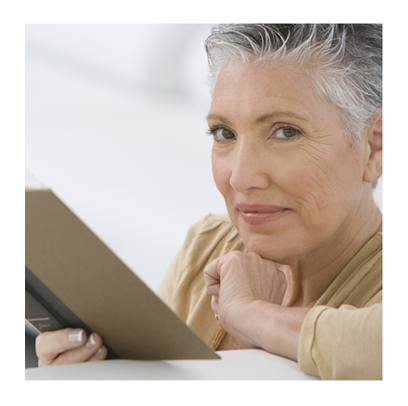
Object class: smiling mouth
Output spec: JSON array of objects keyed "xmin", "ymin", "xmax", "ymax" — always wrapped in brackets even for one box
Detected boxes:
[
  {"xmin": 236, "ymin": 203, "xmax": 288, "ymax": 213},
  {"xmin": 235, "ymin": 203, "xmax": 290, "ymax": 225}
]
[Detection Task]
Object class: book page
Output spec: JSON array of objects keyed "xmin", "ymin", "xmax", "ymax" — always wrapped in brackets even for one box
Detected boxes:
[{"xmin": 25, "ymin": 168, "xmax": 47, "ymax": 190}]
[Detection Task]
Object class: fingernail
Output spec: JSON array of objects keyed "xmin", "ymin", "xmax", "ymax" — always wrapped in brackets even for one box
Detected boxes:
[
  {"xmin": 86, "ymin": 333, "xmax": 96, "ymax": 348},
  {"xmin": 68, "ymin": 329, "xmax": 84, "ymax": 343},
  {"xmin": 95, "ymin": 347, "xmax": 102, "ymax": 356}
]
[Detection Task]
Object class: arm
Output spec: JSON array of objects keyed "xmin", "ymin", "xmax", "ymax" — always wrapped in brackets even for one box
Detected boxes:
[
  {"xmin": 225, "ymin": 299, "xmax": 310, "ymax": 361},
  {"xmin": 204, "ymin": 251, "xmax": 382, "ymax": 379},
  {"xmin": 298, "ymin": 303, "xmax": 382, "ymax": 379},
  {"xmin": 204, "ymin": 250, "xmax": 306, "ymax": 360}
]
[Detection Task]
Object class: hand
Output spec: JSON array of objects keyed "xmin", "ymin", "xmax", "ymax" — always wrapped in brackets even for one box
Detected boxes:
[
  {"xmin": 204, "ymin": 251, "xmax": 287, "ymax": 348},
  {"xmin": 35, "ymin": 328, "xmax": 107, "ymax": 367}
]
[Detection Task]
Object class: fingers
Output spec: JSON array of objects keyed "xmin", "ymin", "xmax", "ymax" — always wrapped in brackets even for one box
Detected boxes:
[
  {"xmin": 204, "ymin": 258, "xmax": 221, "ymax": 296},
  {"xmin": 204, "ymin": 259, "xmax": 220, "ymax": 318},
  {"xmin": 36, "ymin": 328, "xmax": 106, "ymax": 367},
  {"xmin": 53, "ymin": 332, "xmax": 105, "ymax": 366},
  {"xmin": 204, "ymin": 251, "xmax": 288, "ymax": 323},
  {"xmin": 88, "ymin": 345, "xmax": 108, "ymax": 362},
  {"xmin": 36, "ymin": 328, "xmax": 86, "ymax": 364},
  {"xmin": 211, "ymin": 295, "xmax": 219, "ymax": 316}
]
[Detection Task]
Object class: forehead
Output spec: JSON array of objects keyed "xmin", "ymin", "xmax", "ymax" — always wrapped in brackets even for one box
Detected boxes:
[{"xmin": 209, "ymin": 60, "xmax": 331, "ymax": 122}]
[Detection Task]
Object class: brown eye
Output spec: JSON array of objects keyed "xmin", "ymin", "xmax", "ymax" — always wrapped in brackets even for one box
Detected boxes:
[
  {"xmin": 275, "ymin": 127, "xmax": 300, "ymax": 139},
  {"xmin": 213, "ymin": 128, "xmax": 236, "ymax": 141},
  {"xmin": 283, "ymin": 128, "xmax": 297, "ymax": 137}
]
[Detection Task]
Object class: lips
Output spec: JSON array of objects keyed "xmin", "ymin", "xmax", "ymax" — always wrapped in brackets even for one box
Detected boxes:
[{"xmin": 235, "ymin": 203, "xmax": 290, "ymax": 225}]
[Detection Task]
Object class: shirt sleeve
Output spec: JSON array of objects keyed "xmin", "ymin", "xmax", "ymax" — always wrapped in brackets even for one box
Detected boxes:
[{"xmin": 298, "ymin": 302, "xmax": 382, "ymax": 380}]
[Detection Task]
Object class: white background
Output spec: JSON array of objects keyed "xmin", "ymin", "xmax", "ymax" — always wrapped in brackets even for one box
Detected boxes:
[
  {"xmin": 26, "ymin": 24, "xmax": 224, "ymax": 292},
  {"xmin": 25, "ymin": 24, "xmax": 383, "ymax": 293},
  {"xmin": 1, "ymin": 1, "xmax": 401, "ymax": 402}
]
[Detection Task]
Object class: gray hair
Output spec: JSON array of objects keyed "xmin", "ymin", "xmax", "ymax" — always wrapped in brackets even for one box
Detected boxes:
[{"xmin": 204, "ymin": 24, "xmax": 382, "ymax": 144}]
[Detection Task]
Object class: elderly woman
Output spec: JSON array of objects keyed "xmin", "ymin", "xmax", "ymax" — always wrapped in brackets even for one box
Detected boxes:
[{"xmin": 35, "ymin": 24, "xmax": 382, "ymax": 380}]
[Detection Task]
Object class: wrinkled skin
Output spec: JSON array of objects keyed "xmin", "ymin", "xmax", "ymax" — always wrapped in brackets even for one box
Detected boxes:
[{"xmin": 204, "ymin": 60, "xmax": 382, "ymax": 355}]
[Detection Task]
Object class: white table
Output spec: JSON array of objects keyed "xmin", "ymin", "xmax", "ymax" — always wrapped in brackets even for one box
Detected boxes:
[{"xmin": 25, "ymin": 349, "xmax": 318, "ymax": 380}]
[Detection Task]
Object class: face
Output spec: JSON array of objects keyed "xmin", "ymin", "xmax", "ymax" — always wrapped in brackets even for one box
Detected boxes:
[{"xmin": 207, "ymin": 61, "xmax": 371, "ymax": 264}]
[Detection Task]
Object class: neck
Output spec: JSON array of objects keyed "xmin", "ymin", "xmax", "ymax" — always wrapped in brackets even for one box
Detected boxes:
[{"xmin": 280, "ymin": 201, "xmax": 382, "ymax": 308}]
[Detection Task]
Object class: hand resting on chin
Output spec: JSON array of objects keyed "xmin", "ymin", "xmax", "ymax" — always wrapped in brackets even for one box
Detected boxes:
[{"xmin": 204, "ymin": 251, "xmax": 310, "ymax": 360}]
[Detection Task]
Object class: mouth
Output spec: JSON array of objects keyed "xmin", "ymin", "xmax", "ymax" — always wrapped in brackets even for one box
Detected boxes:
[{"xmin": 235, "ymin": 203, "xmax": 291, "ymax": 225}]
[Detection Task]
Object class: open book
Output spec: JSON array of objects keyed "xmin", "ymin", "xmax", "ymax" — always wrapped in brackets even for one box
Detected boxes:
[{"xmin": 25, "ymin": 171, "xmax": 219, "ymax": 360}]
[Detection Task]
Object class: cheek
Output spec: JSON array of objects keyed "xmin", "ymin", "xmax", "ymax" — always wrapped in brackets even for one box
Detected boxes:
[
  {"xmin": 296, "ymin": 155, "xmax": 337, "ymax": 202},
  {"xmin": 282, "ymin": 145, "xmax": 364, "ymax": 221},
  {"xmin": 211, "ymin": 150, "xmax": 231, "ymax": 198},
  {"xmin": 261, "ymin": 146, "xmax": 335, "ymax": 221}
]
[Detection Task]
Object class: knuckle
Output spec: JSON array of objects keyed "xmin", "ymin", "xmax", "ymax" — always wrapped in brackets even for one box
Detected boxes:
[
  {"xmin": 224, "ymin": 250, "xmax": 244, "ymax": 264},
  {"xmin": 276, "ymin": 269, "xmax": 286, "ymax": 283},
  {"xmin": 211, "ymin": 297, "xmax": 218, "ymax": 310},
  {"xmin": 231, "ymin": 250, "xmax": 245, "ymax": 259},
  {"xmin": 58, "ymin": 353, "xmax": 69, "ymax": 366},
  {"xmin": 35, "ymin": 333, "xmax": 47, "ymax": 355},
  {"xmin": 245, "ymin": 252, "xmax": 260, "ymax": 264},
  {"xmin": 35, "ymin": 333, "xmax": 42, "ymax": 349}
]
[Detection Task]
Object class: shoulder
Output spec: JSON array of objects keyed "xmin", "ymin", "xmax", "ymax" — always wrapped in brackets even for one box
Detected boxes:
[
  {"xmin": 158, "ymin": 213, "xmax": 245, "ymax": 320},
  {"xmin": 184, "ymin": 213, "xmax": 234, "ymax": 237},
  {"xmin": 180, "ymin": 213, "xmax": 245, "ymax": 271},
  {"xmin": 316, "ymin": 230, "xmax": 382, "ymax": 308}
]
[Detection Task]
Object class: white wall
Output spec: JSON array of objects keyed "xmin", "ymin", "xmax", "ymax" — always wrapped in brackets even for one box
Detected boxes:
[{"xmin": 25, "ymin": 24, "xmax": 382, "ymax": 293}]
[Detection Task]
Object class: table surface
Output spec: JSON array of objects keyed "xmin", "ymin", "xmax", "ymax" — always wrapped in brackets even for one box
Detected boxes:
[{"xmin": 25, "ymin": 349, "xmax": 318, "ymax": 380}]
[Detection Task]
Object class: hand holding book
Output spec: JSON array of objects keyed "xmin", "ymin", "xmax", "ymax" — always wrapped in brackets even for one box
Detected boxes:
[{"xmin": 35, "ymin": 328, "xmax": 107, "ymax": 367}]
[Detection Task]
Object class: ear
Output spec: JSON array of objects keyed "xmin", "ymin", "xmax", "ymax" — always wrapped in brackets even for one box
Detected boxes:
[{"xmin": 363, "ymin": 108, "xmax": 382, "ymax": 183}]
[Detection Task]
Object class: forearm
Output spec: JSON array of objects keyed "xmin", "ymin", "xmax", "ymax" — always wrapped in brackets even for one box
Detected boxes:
[{"xmin": 226, "ymin": 300, "xmax": 310, "ymax": 361}]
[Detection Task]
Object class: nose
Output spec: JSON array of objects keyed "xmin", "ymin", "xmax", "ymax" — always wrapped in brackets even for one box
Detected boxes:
[{"xmin": 229, "ymin": 142, "xmax": 269, "ymax": 193}]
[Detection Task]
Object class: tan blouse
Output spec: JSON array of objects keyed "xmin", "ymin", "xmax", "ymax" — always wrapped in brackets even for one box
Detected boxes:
[{"xmin": 158, "ymin": 214, "xmax": 382, "ymax": 380}]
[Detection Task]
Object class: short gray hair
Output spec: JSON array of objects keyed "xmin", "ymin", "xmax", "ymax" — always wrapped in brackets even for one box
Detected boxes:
[{"xmin": 204, "ymin": 24, "xmax": 382, "ymax": 144}]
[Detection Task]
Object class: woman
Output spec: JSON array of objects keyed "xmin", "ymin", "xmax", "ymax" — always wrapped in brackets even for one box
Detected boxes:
[{"xmin": 35, "ymin": 24, "xmax": 382, "ymax": 380}]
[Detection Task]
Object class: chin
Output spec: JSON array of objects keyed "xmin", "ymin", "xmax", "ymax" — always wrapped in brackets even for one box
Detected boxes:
[
  {"xmin": 230, "ymin": 216, "xmax": 297, "ymax": 264},
  {"xmin": 242, "ymin": 234, "xmax": 299, "ymax": 265}
]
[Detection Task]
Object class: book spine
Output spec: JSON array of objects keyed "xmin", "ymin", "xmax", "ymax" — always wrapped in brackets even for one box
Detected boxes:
[
  {"xmin": 25, "ymin": 266, "xmax": 119, "ymax": 359},
  {"xmin": 25, "ymin": 289, "xmax": 65, "ymax": 332}
]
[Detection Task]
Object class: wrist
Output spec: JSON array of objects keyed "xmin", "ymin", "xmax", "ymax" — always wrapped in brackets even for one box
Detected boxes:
[
  {"xmin": 259, "ymin": 303, "xmax": 310, "ymax": 361},
  {"xmin": 220, "ymin": 299, "xmax": 267, "ymax": 349},
  {"xmin": 232, "ymin": 300, "xmax": 310, "ymax": 361}
]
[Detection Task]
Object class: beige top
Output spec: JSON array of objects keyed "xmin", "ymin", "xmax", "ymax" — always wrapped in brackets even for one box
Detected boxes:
[{"xmin": 158, "ymin": 214, "xmax": 382, "ymax": 380}]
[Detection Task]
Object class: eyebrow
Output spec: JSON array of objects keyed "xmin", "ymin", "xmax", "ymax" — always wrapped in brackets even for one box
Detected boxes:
[
  {"xmin": 206, "ymin": 111, "xmax": 309, "ymax": 124},
  {"xmin": 255, "ymin": 111, "xmax": 309, "ymax": 123},
  {"xmin": 206, "ymin": 114, "xmax": 232, "ymax": 124}
]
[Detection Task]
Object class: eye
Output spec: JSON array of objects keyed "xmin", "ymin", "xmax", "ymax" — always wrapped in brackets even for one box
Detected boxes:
[
  {"xmin": 274, "ymin": 126, "xmax": 301, "ymax": 140},
  {"xmin": 207, "ymin": 127, "xmax": 236, "ymax": 142}
]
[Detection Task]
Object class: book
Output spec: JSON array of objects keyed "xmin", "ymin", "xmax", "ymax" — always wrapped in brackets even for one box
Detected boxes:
[{"xmin": 25, "ymin": 183, "xmax": 219, "ymax": 360}]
